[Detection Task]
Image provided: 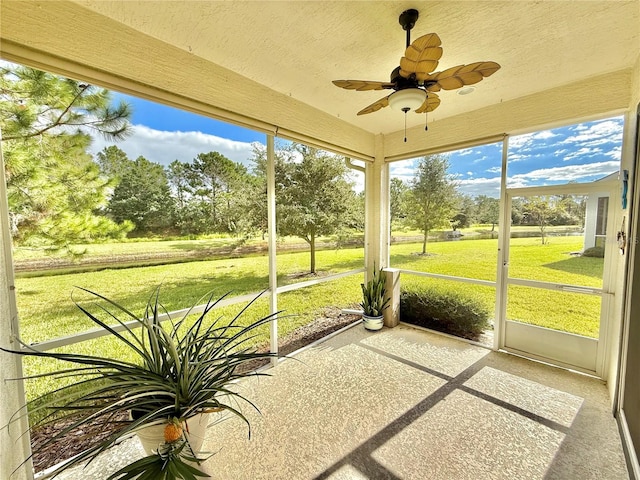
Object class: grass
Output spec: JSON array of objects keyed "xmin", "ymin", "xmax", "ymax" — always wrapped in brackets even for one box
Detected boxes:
[
  {"xmin": 14, "ymin": 234, "xmax": 602, "ymax": 404},
  {"xmin": 12, "ymin": 233, "xmax": 364, "ymax": 263},
  {"xmin": 391, "ymin": 236, "xmax": 603, "ymax": 337}
]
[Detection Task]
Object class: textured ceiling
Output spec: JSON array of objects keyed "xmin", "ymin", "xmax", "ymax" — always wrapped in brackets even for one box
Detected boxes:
[{"xmin": 72, "ymin": 0, "xmax": 639, "ymax": 135}]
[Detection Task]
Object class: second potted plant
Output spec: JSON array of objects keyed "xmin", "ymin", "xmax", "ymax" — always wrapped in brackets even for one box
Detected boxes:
[{"xmin": 360, "ymin": 267, "xmax": 390, "ymax": 331}]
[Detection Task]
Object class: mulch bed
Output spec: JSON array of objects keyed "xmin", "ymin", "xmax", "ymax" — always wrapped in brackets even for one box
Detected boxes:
[{"xmin": 30, "ymin": 309, "xmax": 360, "ymax": 473}]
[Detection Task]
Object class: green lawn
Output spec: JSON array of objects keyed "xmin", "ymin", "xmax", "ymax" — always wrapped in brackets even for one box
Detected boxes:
[
  {"xmin": 15, "ymin": 234, "xmax": 603, "ymax": 403},
  {"xmin": 391, "ymin": 236, "xmax": 603, "ymax": 337}
]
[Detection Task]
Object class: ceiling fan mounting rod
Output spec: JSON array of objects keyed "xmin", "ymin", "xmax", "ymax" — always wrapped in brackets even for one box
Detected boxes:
[{"xmin": 399, "ymin": 8, "xmax": 419, "ymax": 48}]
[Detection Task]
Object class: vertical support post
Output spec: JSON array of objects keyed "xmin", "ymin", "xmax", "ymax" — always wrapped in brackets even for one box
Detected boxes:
[
  {"xmin": 0, "ymin": 136, "xmax": 33, "ymax": 479},
  {"xmin": 494, "ymin": 135, "xmax": 510, "ymax": 351},
  {"xmin": 383, "ymin": 268, "xmax": 400, "ymax": 328},
  {"xmin": 364, "ymin": 134, "xmax": 390, "ymax": 280},
  {"xmin": 266, "ymin": 135, "xmax": 278, "ymax": 366}
]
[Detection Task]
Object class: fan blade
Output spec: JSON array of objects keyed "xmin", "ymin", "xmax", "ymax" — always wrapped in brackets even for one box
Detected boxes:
[
  {"xmin": 332, "ymin": 80, "xmax": 395, "ymax": 91},
  {"xmin": 399, "ymin": 33, "xmax": 443, "ymax": 80},
  {"xmin": 415, "ymin": 93, "xmax": 441, "ymax": 113},
  {"xmin": 425, "ymin": 61, "xmax": 501, "ymax": 91},
  {"xmin": 357, "ymin": 95, "xmax": 390, "ymax": 115}
]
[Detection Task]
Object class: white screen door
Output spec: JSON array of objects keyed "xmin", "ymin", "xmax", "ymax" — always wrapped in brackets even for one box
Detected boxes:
[{"xmin": 498, "ymin": 182, "xmax": 617, "ymax": 375}]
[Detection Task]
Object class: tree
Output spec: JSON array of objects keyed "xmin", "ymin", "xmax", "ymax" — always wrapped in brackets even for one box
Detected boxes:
[
  {"xmin": 1, "ymin": 64, "xmax": 133, "ymax": 249},
  {"xmin": 405, "ymin": 154, "xmax": 458, "ymax": 254},
  {"xmin": 167, "ymin": 159, "xmax": 205, "ymax": 234},
  {"xmin": 190, "ymin": 151, "xmax": 248, "ymax": 233},
  {"xmin": 274, "ymin": 144, "xmax": 359, "ymax": 274},
  {"xmin": 106, "ymin": 155, "xmax": 175, "ymax": 234},
  {"xmin": 390, "ymin": 177, "xmax": 409, "ymax": 233},
  {"xmin": 475, "ymin": 195, "xmax": 500, "ymax": 232},
  {"xmin": 523, "ymin": 196, "xmax": 566, "ymax": 244},
  {"xmin": 96, "ymin": 145, "xmax": 131, "ymax": 180},
  {"xmin": 553, "ymin": 193, "xmax": 585, "ymax": 227},
  {"xmin": 451, "ymin": 193, "xmax": 475, "ymax": 231},
  {"xmin": 511, "ymin": 197, "xmax": 526, "ymax": 225}
]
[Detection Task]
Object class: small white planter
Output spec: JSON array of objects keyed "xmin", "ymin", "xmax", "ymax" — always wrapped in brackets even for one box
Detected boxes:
[
  {"xmin": 136, "ymin": 412, "xmax": 210, "ymax": 455},
  {"xmin": 362, "ymin": 314, "xmax": 384, "ymax": 331}
]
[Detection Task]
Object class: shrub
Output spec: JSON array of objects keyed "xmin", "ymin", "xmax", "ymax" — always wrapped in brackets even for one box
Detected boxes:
[
  {"xmin": 582, "ymin": 246, "xmax": 605, "ymax": 258},
  {"xmin": 400, "ymin": 286, "xmax": 490, "ymax": 340}
]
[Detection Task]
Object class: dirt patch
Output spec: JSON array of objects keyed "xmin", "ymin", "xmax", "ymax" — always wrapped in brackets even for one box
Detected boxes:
[{"xmin": 30, "ymin": 309, "xmax": 361, "ymax": 473}]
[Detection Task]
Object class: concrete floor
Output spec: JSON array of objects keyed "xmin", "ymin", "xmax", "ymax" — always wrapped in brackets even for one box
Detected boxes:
[{"xmin": 51, "ymin": 323, "xmax": 629, "ymax": 480}]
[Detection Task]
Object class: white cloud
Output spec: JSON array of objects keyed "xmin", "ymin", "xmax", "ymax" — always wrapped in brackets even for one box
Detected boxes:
[
  {"xmin": 389, "ymin": 162, "xmax": 415, "ymax": 178},
  {"xmin": 486, "ymin": 166, "xmax": 501, "ymax": 173},
  {"xmin": 532, "ymin": 131, "xmax": 558, "ymax": 140},
  {"xmin": 561, "ymin": 120, "xmax": 623, "ymax": 148},
  {"xmin": 563, "ymin": 146, "xmax": 603, "ymax": 161},
  {"xmin": 507, "ymin": 153, "xmax": 528, "ymax": 162},
  {"xmin": 511, "ymin": 161, "xmax": 618, "ymax": 183},
  {"xmin": 472, "ymin": 156, "xmax": 489, "ymax": 164},
  {"xmin": 89, "ymin": 124, "xmax": 259, "ymax": 167},
  {"xmin": 605, "ymin": 146, "xmax": 622, "ymax": 159},
  {"xmin": 508, "ymin": 130, "xmax": 556, "ymax": 150},
  {"xmin": 457, "ymin": 176, "xmax": 501, "ymax": 197},
  {"xmin": 457, "ymin": 148, "xmax": 477, "ymax": 156},
  {"xmin": 508, "ymin": 134, "xmax": 535, "ymax": 149}
]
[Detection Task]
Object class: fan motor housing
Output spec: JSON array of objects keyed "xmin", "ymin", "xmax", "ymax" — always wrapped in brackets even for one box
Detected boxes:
[{"xmin": 390, "ymin": 66, "xmax": 418, "ymax": 90}]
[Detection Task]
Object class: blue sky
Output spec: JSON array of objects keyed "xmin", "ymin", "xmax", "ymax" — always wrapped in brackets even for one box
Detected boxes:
[{"xmin": 93, "ymin": 92, "xmax": 624, "ymax": 198}]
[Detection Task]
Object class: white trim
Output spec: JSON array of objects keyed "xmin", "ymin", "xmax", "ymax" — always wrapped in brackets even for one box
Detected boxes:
[
  {"xmin": 399, "ymin": 269, "xmax": 496, "ymax": 288},
  {"xmin": 267, "ymin": 134, "xmax": 278, "ymax": 364},
  {"xmin": 495, "ymin": 136, "xmax": 510, "ymax": 350},
  {"xmin": 23, "ymin": 291, "xmax": 264, "ymax": 352},
  {"xmin": 384, "ymin": 134, "xmax": 506, "ymax": 163},
  {"xmin": 504, "ymin": 320, "xmax": 598, "ymax": 373},
  {"xmin": 597, "ymin": 186, "xmax": 621, "ymax": 378},
  {"xmin": 507, "ymin": 180, "xmax": 618, "ymax": 197},
  {"xmin": 25, "ymin": 268, "xmax": 366, "ymax": 353},
  {"xmin": 0, "ymin": 132, "xmax": 34, "ymax": 479},
  {"xmin": 275, "ymin": 268, "xmax": 365, "ymax": 294},
  {"xmin": 618, "ymin": 410, "xmax": 640, "ymax": 480},
  {"xmin": 506, "ymin": 277, "xmax": 603, "ymax": 296}
]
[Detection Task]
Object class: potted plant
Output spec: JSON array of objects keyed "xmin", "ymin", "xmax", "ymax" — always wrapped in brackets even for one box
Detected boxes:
[
  {"xmin": 360, "ymin": 267, "xmax": 390, "ymax": 331},
  {"xmin": 2, "ymin": 287, "xmax": 279, "ymax": 480}
]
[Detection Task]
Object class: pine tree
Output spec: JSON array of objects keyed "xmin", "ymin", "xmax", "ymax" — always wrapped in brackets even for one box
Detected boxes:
[{"xmin": 0, "ymin": 63, "xmax": 133, "ymax": 250}]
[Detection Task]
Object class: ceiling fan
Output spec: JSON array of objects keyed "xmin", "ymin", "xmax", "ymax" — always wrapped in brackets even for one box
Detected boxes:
[{"xmin": 332, "ymin": 9, "xmax": 500, "ymax": 139}]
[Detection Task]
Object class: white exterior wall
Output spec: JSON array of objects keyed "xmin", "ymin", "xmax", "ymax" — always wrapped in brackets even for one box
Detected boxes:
[
  {"xmin": 584, "ymin": 192, "xmax": 610, "ymax": 250},
  {"xmin": 584, "ymin": 195, "xmax": 599, "ymax": 250}
]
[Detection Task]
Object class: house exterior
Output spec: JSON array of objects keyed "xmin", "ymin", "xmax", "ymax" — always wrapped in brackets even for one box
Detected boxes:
[{"xmin": 584, "ymin": 172, "xmax": 619, "ymax": 250}]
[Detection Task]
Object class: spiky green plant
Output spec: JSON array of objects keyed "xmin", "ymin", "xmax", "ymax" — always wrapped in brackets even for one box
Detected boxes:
[
  {"xmin": 360, "ymin": 268, "xmax": 390, "ymax": 317},
  {"xmin": 2, "ymin": 287, "xmax": 279, "ymax": 479}
]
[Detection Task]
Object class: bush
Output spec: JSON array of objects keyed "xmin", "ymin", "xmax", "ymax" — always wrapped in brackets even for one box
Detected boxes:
[
  {"xmin": 582, "ymin": 246, "xmax": 605, "ymax": 258},
  {"xmin": 400, "ymin": 286, "xmax": 490, "ymax": 340}
]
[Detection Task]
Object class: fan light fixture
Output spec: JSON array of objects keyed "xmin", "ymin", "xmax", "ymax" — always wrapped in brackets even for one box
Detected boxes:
[{"xmin": 388, "ymin": 88, "xmax": 426, "ymax": 112}]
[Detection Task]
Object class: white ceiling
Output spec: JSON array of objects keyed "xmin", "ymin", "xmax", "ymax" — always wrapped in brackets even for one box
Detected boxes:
[{"xmin": 72, "ymin": 0, "xmax": 639, "ymax": 135}]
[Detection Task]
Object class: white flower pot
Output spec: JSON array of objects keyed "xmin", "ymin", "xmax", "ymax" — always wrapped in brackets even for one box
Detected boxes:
[
  {"xmin": 362, "ymin": 315, "xmax": 384, "ymax": 331},
  {"xmin": 136, "ymin": 412, "xmax": 210, "ymax": 455}
]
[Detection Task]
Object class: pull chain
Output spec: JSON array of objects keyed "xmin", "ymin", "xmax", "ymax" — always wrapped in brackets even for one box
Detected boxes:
[
  {"xmin": 402, "ymin": 107, "xmax": 410, "ymax": 142},
  {"xmin": 425, "ymin": 109, "xmax": 428, "ymax": 131}
]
